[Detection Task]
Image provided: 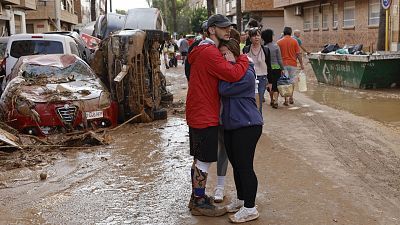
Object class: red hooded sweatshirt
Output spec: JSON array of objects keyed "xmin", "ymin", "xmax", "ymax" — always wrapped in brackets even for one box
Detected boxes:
[{"xmin": 186, "ymin": 40, "xmax": 249, "ymax": 129}]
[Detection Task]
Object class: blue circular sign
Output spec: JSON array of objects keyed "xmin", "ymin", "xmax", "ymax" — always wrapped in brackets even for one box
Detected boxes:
[{"xmin": 382, "ymin": 0, "xmax": 391, "ymax": 9}]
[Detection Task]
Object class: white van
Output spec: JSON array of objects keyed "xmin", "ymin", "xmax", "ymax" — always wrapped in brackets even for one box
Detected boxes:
[{"xmin": 4, "ymin": 34, "xmax": 80, "ymax": 76}]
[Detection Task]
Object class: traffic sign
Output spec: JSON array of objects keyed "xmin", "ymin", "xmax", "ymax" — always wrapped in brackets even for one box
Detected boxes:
[{"xmin": 382, "ymin": 0, "xmax": 391, "ymax": 10}]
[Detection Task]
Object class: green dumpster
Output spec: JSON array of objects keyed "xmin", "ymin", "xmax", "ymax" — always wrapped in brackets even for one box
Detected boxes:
[{"xmin": 308, "ymin": 53, "xmax": 400, "ymax": 89}]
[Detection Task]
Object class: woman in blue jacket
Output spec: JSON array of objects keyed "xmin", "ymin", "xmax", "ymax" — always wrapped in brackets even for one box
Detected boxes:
[{"xmin": 219, "ymin": 38, "xmax": 263, "ymax": 223}]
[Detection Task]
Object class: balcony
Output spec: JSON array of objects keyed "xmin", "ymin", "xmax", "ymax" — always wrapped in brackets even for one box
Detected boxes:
[
  {"xmin": 274, "ymin": 0, "xmax": 315, "ymax": 8},
  {"xmin": 26, "ymin": 1, "xmax": 78, "ymax": 25},
  {"xmin": 14, "ymin": 0, "xmax": 36, "ymax": 10},
  {"xmin": 61, "ymin": 10, "xmax": 78, "ymax": 25},
  {"xmin": 2, "ymin": 0, "xmax": 20, "ymax": 6}
]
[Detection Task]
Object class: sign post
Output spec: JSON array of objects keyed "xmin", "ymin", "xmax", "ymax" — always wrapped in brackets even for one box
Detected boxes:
[{"xmin": 382, "ymin": 0, "xmax": 391, "ymax": 51}]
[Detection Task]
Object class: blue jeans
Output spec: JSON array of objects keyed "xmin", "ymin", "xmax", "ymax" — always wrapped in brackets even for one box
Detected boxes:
[{"xmin": 257, "ymin": 75, "xmax": 268, "ymax": 112}]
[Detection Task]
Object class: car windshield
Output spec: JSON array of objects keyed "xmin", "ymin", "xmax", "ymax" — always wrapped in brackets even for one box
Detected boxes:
[
  {"xmin": 22, "ymin": 60, "xmax": 96, "ymax": 84},
  {"xmin": 10, "ymin": 40, "xmax": 64, "ymax": 58}
]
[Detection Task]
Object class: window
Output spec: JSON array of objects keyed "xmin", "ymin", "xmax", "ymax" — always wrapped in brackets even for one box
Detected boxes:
[
  {"xmin": 69, "ymin": 42, "xmax": 80, "ymax": 57},
  {"xmin": 303, "ymin": 8, "xmax": 312, "ymax": 30},
  {"xmin": 313, "ymin": 7, "xmax": 320, "ymax": 29},
  {"xmin": 226, "ymin": 1, "xmax": 230, "ymax": 12},
  {"xmin": 369, "ymin": 0, "xmax": 380, "ymax": 25},
  {"xmin": 10, "ymin": 41, "xmax": 64, "ymax": 58},
  {"xmin": 232, "ymin": 0, "xmax": 236, "ymax": 8},
  {"xmin": 322, "ymin": 5, "xmax": 329, "ymax": 29},
  {"xmin": 343, "ymin": 1, "xmax": 355, "ymax": 27},
  {"xmin": 333, "ymin": 3, "xmax": 338, "ymax": 28}
]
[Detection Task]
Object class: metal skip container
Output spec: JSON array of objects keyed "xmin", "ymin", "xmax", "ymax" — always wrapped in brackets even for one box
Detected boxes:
[{"xmin": 308, "ymin": 53, "xmax": 400, "ymax": 89}]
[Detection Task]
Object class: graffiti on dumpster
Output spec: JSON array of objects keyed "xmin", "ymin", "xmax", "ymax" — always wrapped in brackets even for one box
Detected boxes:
[
  {"xmin": 322, "ymin": 63, "xmax": 331, "ymax": 82},
  {"xmin": 322, "ymin": 62, "xmax": 352, "ymax": 85}
]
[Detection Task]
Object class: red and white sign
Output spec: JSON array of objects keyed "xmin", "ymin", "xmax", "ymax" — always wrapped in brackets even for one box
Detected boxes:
[{"xmin": 80, "ymin": 33, "xmax": 101, "ymax": 50}]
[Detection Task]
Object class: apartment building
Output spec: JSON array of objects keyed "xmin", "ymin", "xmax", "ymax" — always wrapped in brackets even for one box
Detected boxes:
[
  {"xmin": 215, "ymin": 0, "xmax": 283, "ymax": 33},
  {"xmin": 274, "ymin": 0, "xmax": 400, "ymax": 52},
  {"xmin": 0, "ymin": 0, "xmax": 36, "ymax": 36},
  {"xmin": 76, "ymin": 0, "xmax": 106, "ymax": 25},
  {"xmin": 25, "ymin": 0, "xmax": 78, "ymax": 33}
]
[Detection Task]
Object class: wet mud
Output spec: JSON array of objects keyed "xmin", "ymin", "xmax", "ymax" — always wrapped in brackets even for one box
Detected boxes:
[{"xmin": 1, "ymin": 64, "xmax": 400, "ymax": 224}]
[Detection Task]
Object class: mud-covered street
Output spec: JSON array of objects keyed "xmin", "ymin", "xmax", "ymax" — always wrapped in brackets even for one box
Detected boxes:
[{"xmin": 1, "ymin": 64, "xmax": 400, "ymax": 225}]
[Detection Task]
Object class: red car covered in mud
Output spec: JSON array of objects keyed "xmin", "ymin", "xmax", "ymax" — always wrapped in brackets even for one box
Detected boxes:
[{"xmin": 0, "ymin": 54, "xmax": 117, "ymax": 136}]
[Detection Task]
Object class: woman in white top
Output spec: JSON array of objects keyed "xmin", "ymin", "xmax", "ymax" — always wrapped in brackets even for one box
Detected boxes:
[{"xmin": 242, "ymin": 28, "xmax": 272, "ymax": 113}]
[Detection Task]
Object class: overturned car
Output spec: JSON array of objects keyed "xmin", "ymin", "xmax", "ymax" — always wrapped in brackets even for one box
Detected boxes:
[
  {"xmin": 91, "ymin": 8, "xmax": 171, "ymax": 123},
  {"xmin": 0, "ymin": 54, "xmax": 117, "ymax": 136}
]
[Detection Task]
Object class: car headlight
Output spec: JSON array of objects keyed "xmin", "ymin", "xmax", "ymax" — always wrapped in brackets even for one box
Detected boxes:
[{"xmin": 98, "ymin": 91, "xmax": 111, "ymax": 109}]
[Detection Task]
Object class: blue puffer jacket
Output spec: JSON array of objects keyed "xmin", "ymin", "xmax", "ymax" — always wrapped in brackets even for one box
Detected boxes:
[{"xmin": 219, "ymin": 63, "xmax": 264, "ymax": 130}]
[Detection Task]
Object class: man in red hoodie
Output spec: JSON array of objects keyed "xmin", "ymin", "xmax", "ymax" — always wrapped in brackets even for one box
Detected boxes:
[{"xmin": 186, "ymin": 14, "xmax": 249, "ymax": 217}]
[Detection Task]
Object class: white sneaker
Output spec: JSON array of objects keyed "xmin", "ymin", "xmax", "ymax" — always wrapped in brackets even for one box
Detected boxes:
[
  {"xmin": 225, "ymin": 198, "xmax": 244, "ymax": 213},
  {"xmin": 214, "ymin": 187, "xmax": 224, "ymax": 203},
  {"xmin": 229, "ymin": 206, "xmax": 259, "ymax": 223}
]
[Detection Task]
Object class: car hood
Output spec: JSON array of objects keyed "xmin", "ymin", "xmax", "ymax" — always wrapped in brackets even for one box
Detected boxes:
[{"xmin": 19, "ymin": 80, "xmax": 103, "ymax": 103}]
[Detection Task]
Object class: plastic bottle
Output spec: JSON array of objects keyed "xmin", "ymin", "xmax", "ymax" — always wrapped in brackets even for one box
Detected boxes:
[{"xmin": 298, "ymin": 70, "xmax": 307, "ymax": 92}]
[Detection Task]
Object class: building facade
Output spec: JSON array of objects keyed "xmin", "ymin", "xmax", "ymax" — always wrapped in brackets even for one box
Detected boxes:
[
  {"xmin": 25, "ymin": 0, "xmax": 78, "ymax": 33},
  {"xmin": 214, "ymin": 0, "xmax": 284, "ymax": 33},
  {"xmin": 77, "ymin": 0, "xmax": 106, "ymax": 25},
  {"xmin": 274, "ymin": 0, "xmax": 400, "ymax": 52},
  {"xmin": 0, "ymin": 0, "xmax": 36, "ymax": 36},
  {"xmin": 242, "ymin": 0, "xmax": 284, "ymax": 34}
]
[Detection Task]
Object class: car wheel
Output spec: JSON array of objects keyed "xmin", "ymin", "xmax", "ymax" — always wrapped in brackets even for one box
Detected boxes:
[
  {"xmin": 117, "ymin": 103, "xmax": 126, "ymax": 123},
  {"xmin": 153, "ymin": 108, "xmax": 167, "ymax": 120},
  {"xmin": 161, "ymin": 92, "xmax": 173, "ymax": 102}
]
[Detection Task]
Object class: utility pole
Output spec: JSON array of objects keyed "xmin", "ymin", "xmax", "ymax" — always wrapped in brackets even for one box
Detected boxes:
[
  {"xmin": 55, "ymin": 0, "xmax": 61, "ymax": 30},
  {"xmin": 236, "ymin": 0, "xmax": 242, "ymax": 32},
  {"xmin": 207, "ymin": 0, "xmax": 214, "ymax": 17}
]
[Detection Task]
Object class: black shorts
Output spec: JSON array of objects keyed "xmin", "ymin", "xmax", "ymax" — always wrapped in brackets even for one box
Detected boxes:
[
  {"xmin": 181, "ymin": 52, "xmax": 188, "ymax": 56},
  {"xmin": 189, "ymin": 126, "xmax": 219, "ymax": 162},
  {"xmin": 267, "ymin": 69, "xmax": 281, "ymax": 92}
]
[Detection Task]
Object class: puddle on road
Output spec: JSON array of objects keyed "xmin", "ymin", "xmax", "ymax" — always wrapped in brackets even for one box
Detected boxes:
[
  {"xmin": 304, "ymin": 82, "xmax": 400, "ymax": 129},
  {"xmin": 36, "ymin": 117, "xmax": 194, "ymax": 225}
]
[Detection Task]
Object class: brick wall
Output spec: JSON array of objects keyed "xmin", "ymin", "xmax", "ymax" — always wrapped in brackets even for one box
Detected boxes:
[
  {"xmin": 283, "ymin": 0, "xmax": 381, "ymax": 52},
  {"xmin": 244, "ymin": 0, "xmax": 280, "ymax": 12}
]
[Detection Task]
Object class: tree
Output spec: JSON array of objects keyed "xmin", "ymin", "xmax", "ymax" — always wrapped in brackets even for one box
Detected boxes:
[
  {"xmin": 91, "ymin": 0, "xmax": 96, "ymax": 22},
  {"xmin": 171, "ymin": 0, "xmax": 177, "ymax": 33},
  {"xmin": 236, "ymin": 0, "xmax": 242, "ymax": 32},
  {"xmin": 377, "ymin": 4, "xmax": 386, "ymax": 51},
  {"xmin": 190, "ymin": 7, "xmax": 208, "ymax": 33}
]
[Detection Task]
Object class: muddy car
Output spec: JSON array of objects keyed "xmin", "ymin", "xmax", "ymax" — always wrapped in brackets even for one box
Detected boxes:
[
  {"xmin": 91, "ymin": 8, "xmax": 171, "ymax": 123},
  {"xmin": 0, "ymin": 54, "xmax": 117, "ymax": 136}
]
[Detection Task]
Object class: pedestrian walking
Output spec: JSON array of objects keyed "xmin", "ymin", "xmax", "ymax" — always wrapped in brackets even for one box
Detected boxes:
[
  {"xmin": 277, "ymin": 27, "xmax": 304, "ymax": 105},
  {"xmin": 293, "ymin": 30, "xmax": 311, "ymax": 55},
  {"xmin": 261, "ymin": 29, "xmax": 285, "ymax": 109},
  {"xmin": 186, "ymin": 14, "xmax": 249, "ymax": 217},
  {"xmin": 218, "ymin": 37, "xmax": 263, "ymax": 223},
  {"xmin": 243, "ymin": 28, "xmax": 272, "ymax": 113},
  {"xmin": 178, "ymin": 35, "xmax": 189, "ymax": 64}
]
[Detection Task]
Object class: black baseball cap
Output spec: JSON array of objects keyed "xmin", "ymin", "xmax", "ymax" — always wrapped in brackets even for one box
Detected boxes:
[{"xmin": 207, "ymin": 14, "xmax": 234, "ymax": 28}]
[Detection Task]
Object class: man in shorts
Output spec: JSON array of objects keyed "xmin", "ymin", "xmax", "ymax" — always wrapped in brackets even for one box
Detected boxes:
[
  {"xmin": 277, "ymin": 26, "xmax": 304, "ymax": 105},
  {"xmin": 186, "ymin": 14, "xmax": 249, "ymax": 216}
]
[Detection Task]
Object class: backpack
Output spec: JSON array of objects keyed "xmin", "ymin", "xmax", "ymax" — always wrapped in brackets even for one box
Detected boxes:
[{"xmin": 184, "ymin": 39, "xmax": 201, "ymax": 81}]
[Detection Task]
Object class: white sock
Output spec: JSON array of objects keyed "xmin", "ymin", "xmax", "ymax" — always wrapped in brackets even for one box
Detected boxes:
[
  {"xmin": 217, "ymin": 176, "xmax": 225, "ymax": 188},
  {"xmin": 195, "ymin": 160, "xmax": 211, "ymax": 173},
  {"xmin": 244, "ymin": 206, "xmax": 257, "ymax": 214}
]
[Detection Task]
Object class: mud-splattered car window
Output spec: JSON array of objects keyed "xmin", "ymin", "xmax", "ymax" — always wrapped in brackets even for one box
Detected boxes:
[
  {"xmin": 10, "ymin": 40, "xmax": 64, "ymax": 58},
  {"xmin": 22, "ymin": 60, "xmax": 96, "ymax": 84}
]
